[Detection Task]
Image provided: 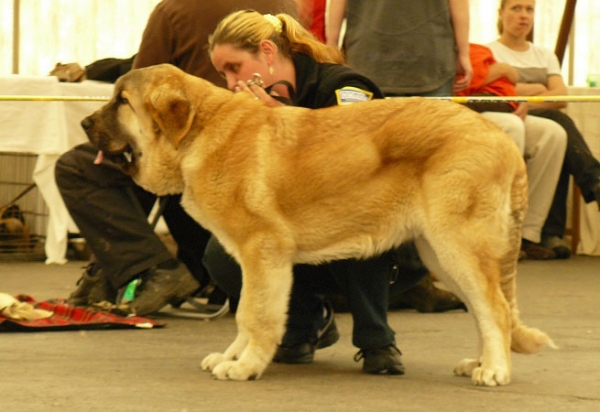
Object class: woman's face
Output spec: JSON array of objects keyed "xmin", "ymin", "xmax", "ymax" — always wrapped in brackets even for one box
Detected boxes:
[
  {"xmin": 211, "ymin": 44, "xmax": 269, "ymax": 91},
  {"xmin": 499, "ymin": 0, "xmax": 535, "ymax": 38}
]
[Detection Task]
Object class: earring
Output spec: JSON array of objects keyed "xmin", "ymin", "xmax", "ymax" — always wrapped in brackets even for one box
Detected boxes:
[{"xmin": 269, "ymin": 65, "xmax": 274, "ymax": 75}]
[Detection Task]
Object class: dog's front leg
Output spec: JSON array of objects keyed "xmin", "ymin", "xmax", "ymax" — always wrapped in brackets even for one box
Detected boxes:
[
  {"xmin": 200, "ymin": 317, "xmax": 249, "ymax": 372},
  {"xmin": 208, "ymin": 259, "xmax": 293, "ymax": 381}
]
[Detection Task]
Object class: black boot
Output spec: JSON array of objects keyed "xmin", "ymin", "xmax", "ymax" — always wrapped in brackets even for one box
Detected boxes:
[{"xmin": 67, "ymin": 263, "xmax": 117, "ymax": 306}]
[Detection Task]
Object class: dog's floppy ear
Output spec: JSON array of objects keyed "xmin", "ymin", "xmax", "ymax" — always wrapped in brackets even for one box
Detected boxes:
[{"xmin": 148, "ymin": 84, "xmax": 194, "ymax": 148}]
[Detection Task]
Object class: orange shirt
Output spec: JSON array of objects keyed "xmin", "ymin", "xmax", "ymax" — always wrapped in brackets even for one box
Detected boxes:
[{"xmin": 458, "ymin": 44, "xmax": 518, "ymax": 110}]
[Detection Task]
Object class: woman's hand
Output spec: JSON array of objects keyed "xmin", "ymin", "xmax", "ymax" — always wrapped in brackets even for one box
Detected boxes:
[
  {"xmin": 235, "ymin": 80, "xmax": 285, "ymax": 107},
  {"xmin": 453, "ymin": 52, "xmax": 473, "ymax": 93},
  {"xmin": 513, "ymin": 102, "xmax": 528, "ymax": 120}
]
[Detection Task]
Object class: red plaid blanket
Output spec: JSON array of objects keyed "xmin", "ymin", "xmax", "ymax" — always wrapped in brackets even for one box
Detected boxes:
[{"xmin": 0, "ymin": 295, "xmax": 165, "ymax": 331}]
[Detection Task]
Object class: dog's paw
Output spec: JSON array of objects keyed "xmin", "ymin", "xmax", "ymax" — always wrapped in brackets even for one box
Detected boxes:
[
  {"xmin": 211, "ymin": 360, "xmax": 263, "ymax": 381},
  {"xmin": 471, "ymin": 366, "xmax": 510, "ymax": 386},
  {"xmin": 454, "ymin": 358, "xmax": 479, "ymax": 377},
  {"xmin": 201, "ymin": 352, "xmax": 227, "ymax": 372}
]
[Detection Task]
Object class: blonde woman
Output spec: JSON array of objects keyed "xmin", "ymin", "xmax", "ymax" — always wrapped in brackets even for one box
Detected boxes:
[
  {"xmin": 489, "ymin": 0, "xmax": 600, "ymax": 258},
  {"xmin": 203, "ymin": 9, "xmax": 463, "ymax": 375}
]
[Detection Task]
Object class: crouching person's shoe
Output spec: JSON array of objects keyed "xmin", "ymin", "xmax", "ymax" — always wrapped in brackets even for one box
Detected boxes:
[
  {"xmin": 273, "ymin": 301, "xmax": 340, "ymax": 364},
  {"xmin": 354, "ymin": 343, "xmax": 405, "ymax": 375},
  {"xmin": 124, "ymin": 262, "xmax": 200, "ymax": 316},
  {"xmin": 67, "ymin": 263, "xmax": 117, "ymax": 306}
]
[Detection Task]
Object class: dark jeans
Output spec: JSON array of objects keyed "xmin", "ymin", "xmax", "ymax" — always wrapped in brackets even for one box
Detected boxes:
[
  {"xmin": 55, "ymin": 143, "xmax": 212, "ymax": 289},
  {"xmin": 529, "ymin": 109, "xmax": 600, "ymax": 238},
  {"xmin": 203, "ymin": 236, "xmax": 426, "ymax": 349}
]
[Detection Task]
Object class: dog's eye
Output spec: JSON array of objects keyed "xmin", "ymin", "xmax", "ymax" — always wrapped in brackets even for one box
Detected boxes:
[{"xmin": 117, "ymin": 93, "xmax": 129, "ymax": 105}]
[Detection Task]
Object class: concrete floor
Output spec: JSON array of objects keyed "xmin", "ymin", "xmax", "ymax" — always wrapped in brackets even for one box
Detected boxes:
[{"xmin": 0, "ymin": 256, "xmax": 599, "ymax": 412}]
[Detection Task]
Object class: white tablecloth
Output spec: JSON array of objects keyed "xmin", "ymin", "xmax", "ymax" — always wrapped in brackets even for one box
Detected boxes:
[{"xmin": 0, "ymin": 75, "xmax": 113, "ymax": 263}]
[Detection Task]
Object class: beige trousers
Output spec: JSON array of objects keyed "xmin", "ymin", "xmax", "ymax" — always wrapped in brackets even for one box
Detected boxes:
[{"xmin": 482, "ymin": 112, "xmax": 567, "ymax": 243}]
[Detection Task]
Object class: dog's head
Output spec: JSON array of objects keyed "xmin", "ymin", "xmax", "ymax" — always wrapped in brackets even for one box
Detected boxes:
[{"xmin": 81, "ymin": 64, "xmax": 209, "ymax": 195}]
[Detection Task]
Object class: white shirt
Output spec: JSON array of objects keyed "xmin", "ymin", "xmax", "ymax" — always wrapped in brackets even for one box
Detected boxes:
[{"xmin": 487, "ymin": 40, "xmax": 562, "ymax": 86}]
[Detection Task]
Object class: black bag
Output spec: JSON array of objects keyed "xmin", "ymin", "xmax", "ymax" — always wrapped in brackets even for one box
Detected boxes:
[
  {"xmin": 463, "ymin": 92, "xmax": 515, "ymax": 113},
  {"xmin": 85, "ymin": 55, "xmax": 136, "ymax": 83}
]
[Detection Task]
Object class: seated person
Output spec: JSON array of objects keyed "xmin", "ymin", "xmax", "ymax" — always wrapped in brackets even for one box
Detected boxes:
[
  {"xmin": 488, "ymin": 0, "xmax": 600, "ymax": 258},
  {"xmin": 457, "ymin": 43, "xmax": 567, "ymax": 260},
  {"xmin": 55, "ymin": 0, "xmax": 299, "ymax": 315}
]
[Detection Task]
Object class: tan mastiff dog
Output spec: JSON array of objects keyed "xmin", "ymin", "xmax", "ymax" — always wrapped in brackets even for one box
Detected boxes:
[{"xmin": 82, "ymin": 64, "xmax": 555, "ymax": 386}]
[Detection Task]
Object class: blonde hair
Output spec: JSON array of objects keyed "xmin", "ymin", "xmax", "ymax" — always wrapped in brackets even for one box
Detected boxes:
[
  {"xmin": 497, "ymin": 0, "xmax": 508, "ymax": 34},
  {"xmin": 208, "ymin": 10, "xmax": 344, "ymax": 64}
]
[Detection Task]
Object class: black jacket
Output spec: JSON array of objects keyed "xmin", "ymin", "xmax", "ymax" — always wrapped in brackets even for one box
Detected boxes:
[{"xmin": 292, "ymin": 53, "xmax": 384, "ymax": 109}]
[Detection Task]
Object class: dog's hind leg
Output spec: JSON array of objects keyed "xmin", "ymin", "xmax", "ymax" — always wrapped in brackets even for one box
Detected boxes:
[
  {"xmin": 415, "ymin": 237, "xmax": 512, "ymax": 386},
  {"xmin": 204, "ymin": 246, "xmax": 294, "ymax": 381}
]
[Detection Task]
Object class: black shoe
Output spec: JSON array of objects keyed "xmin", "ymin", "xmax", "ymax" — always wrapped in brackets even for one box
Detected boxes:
[
  {"xmin": 273, "ymin": 301, "xmax": 340, "ymax": 364},
  {"xmin": 354, "ymin": 343, "xmax": 405, "ymax": 375},
  {"xmin": 67, "ymin": 263, "xmax": 117, "ymax": 306},
  {"xmin": 541, "ymin": 236, "xmax": 570, "ymax": 259},
  {"xmin": 124, "ymin": 262, "xmax": 200, "ymax": 315}
]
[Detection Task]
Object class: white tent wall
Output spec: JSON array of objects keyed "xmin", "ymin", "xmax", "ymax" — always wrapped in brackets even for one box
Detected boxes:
[
  {"xmin": 0, "ymin": 0, "xmax": 161, "ymax": 75},
  {"xmin": 0, "ymin": 0, "xmax": 599, "ymax": 84}
]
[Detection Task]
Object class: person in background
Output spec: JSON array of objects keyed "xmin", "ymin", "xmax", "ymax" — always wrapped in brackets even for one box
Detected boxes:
[
  {"xmin": 327, "ymin": 0, "xmax": 472, "ymax": 96},
  {"xmin": 458, "ymin": 43, "xmax": 566, "ymax": 259},
  {"xmin": 295, "ymin": 0, "xmax": 328, "ymax": 42},
  {"xmin": 489, "ymin": 0, "xmax": 600, "ymax": 258},
  {"xmin": 324, "ymin": 0, "xmax": 475, "ymax": 300},
  {"xmin": 54, "ymin": 0, "xmax": 298, "ymax": 315}
]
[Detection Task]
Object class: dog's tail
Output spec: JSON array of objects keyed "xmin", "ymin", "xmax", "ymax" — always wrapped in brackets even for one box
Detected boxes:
[{"xmin": 501, "ymin": 161, "xmax": 558, "ymax": 354}]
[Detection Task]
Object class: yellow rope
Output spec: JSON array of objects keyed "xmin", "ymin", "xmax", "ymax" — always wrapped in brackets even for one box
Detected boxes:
[
  {"xmin": 0, "ymin": 95, "xmax": 110, "ymax": 102},
  {"xmin": 429, "ymin": 95, "xmax": 600, "ymax": 103},
  {"xmin": 1, "ymin": 94, "xmax": 600, "ymax": 103}
]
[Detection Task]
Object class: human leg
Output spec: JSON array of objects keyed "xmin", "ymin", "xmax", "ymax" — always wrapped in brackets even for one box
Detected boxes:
[
  {"xmin": 521, "ymin": 115, "xmax": 567, "ymax": 243},
  {"xmin": 480, "ymin": 112, "xmax": 525, "ymax": 155},
  {"xmin": 530, "ymin": 109, "xmax": 600, "ymax": 248},
  {"xmin": 55, "ymin": 143, "xmax": 199, "ymax": 312},
  {"xmin": 162, "ymin": 197, "xmax": 213, "ymax": 286},
  {"xmin": 329, "ymin": 253, "xmax": 404, "ymax": 374},
  {"xmin": 530, "ymin": 109, "xmax": 600, "ymax": 205},
  {"xmin": 329, "ymin": 254, "xmax": 396, "ymax": 349},
  {"xmin": 480, "ymin": 112, "xmax": 566, "ymax": 259}
]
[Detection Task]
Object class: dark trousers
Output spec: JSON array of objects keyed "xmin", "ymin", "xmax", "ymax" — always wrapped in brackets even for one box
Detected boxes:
[
  {"xmin": 203, "ymin": 236, "xmax": 425, "ymax": 349},
  {"xmin": 55, "ymin": 143, "xmax": 212, "ymax": 289},
  {"xmin": 529, "ymin": 109, "xmax": 600, "ymax": 238}
]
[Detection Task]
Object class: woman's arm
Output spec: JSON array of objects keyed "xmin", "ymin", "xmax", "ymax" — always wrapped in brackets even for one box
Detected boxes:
[
  {"xmin": 485, "ymin": 62, "xmax": 519, "ymax": 85},
  {"xmin": 448, "ymin": 0, "xmax": 473, "ymax": 92},
  {"xmin": 326, "ymin": 0, "xmax": 346, "ymax": 48},
  {"xmin": 516, "ymin": 75, "xmax": 568, "ymax": 109}
]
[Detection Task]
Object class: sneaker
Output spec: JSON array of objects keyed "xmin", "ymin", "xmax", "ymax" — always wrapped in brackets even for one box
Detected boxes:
[
  {"xmin": 521, "ymin": 239, "xmax": 556, "ymax": 260},
  {"xmin": 354, "ymin": 343, "xmax": 405, "ymax": 375},
  {"xmin": 124, "ymin": 262, "xmax": 200, "ymax": 315},
  {"xmin": 67, "ymin": 263, "xmax": 117, "ymax": 306},
  {"xmin": 273, "ymin": 301, "xmax": 340, "ymax": 364},
  {"xmin": 541, "ymin": 236, "xmax": 571, "ymax": 259}
]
